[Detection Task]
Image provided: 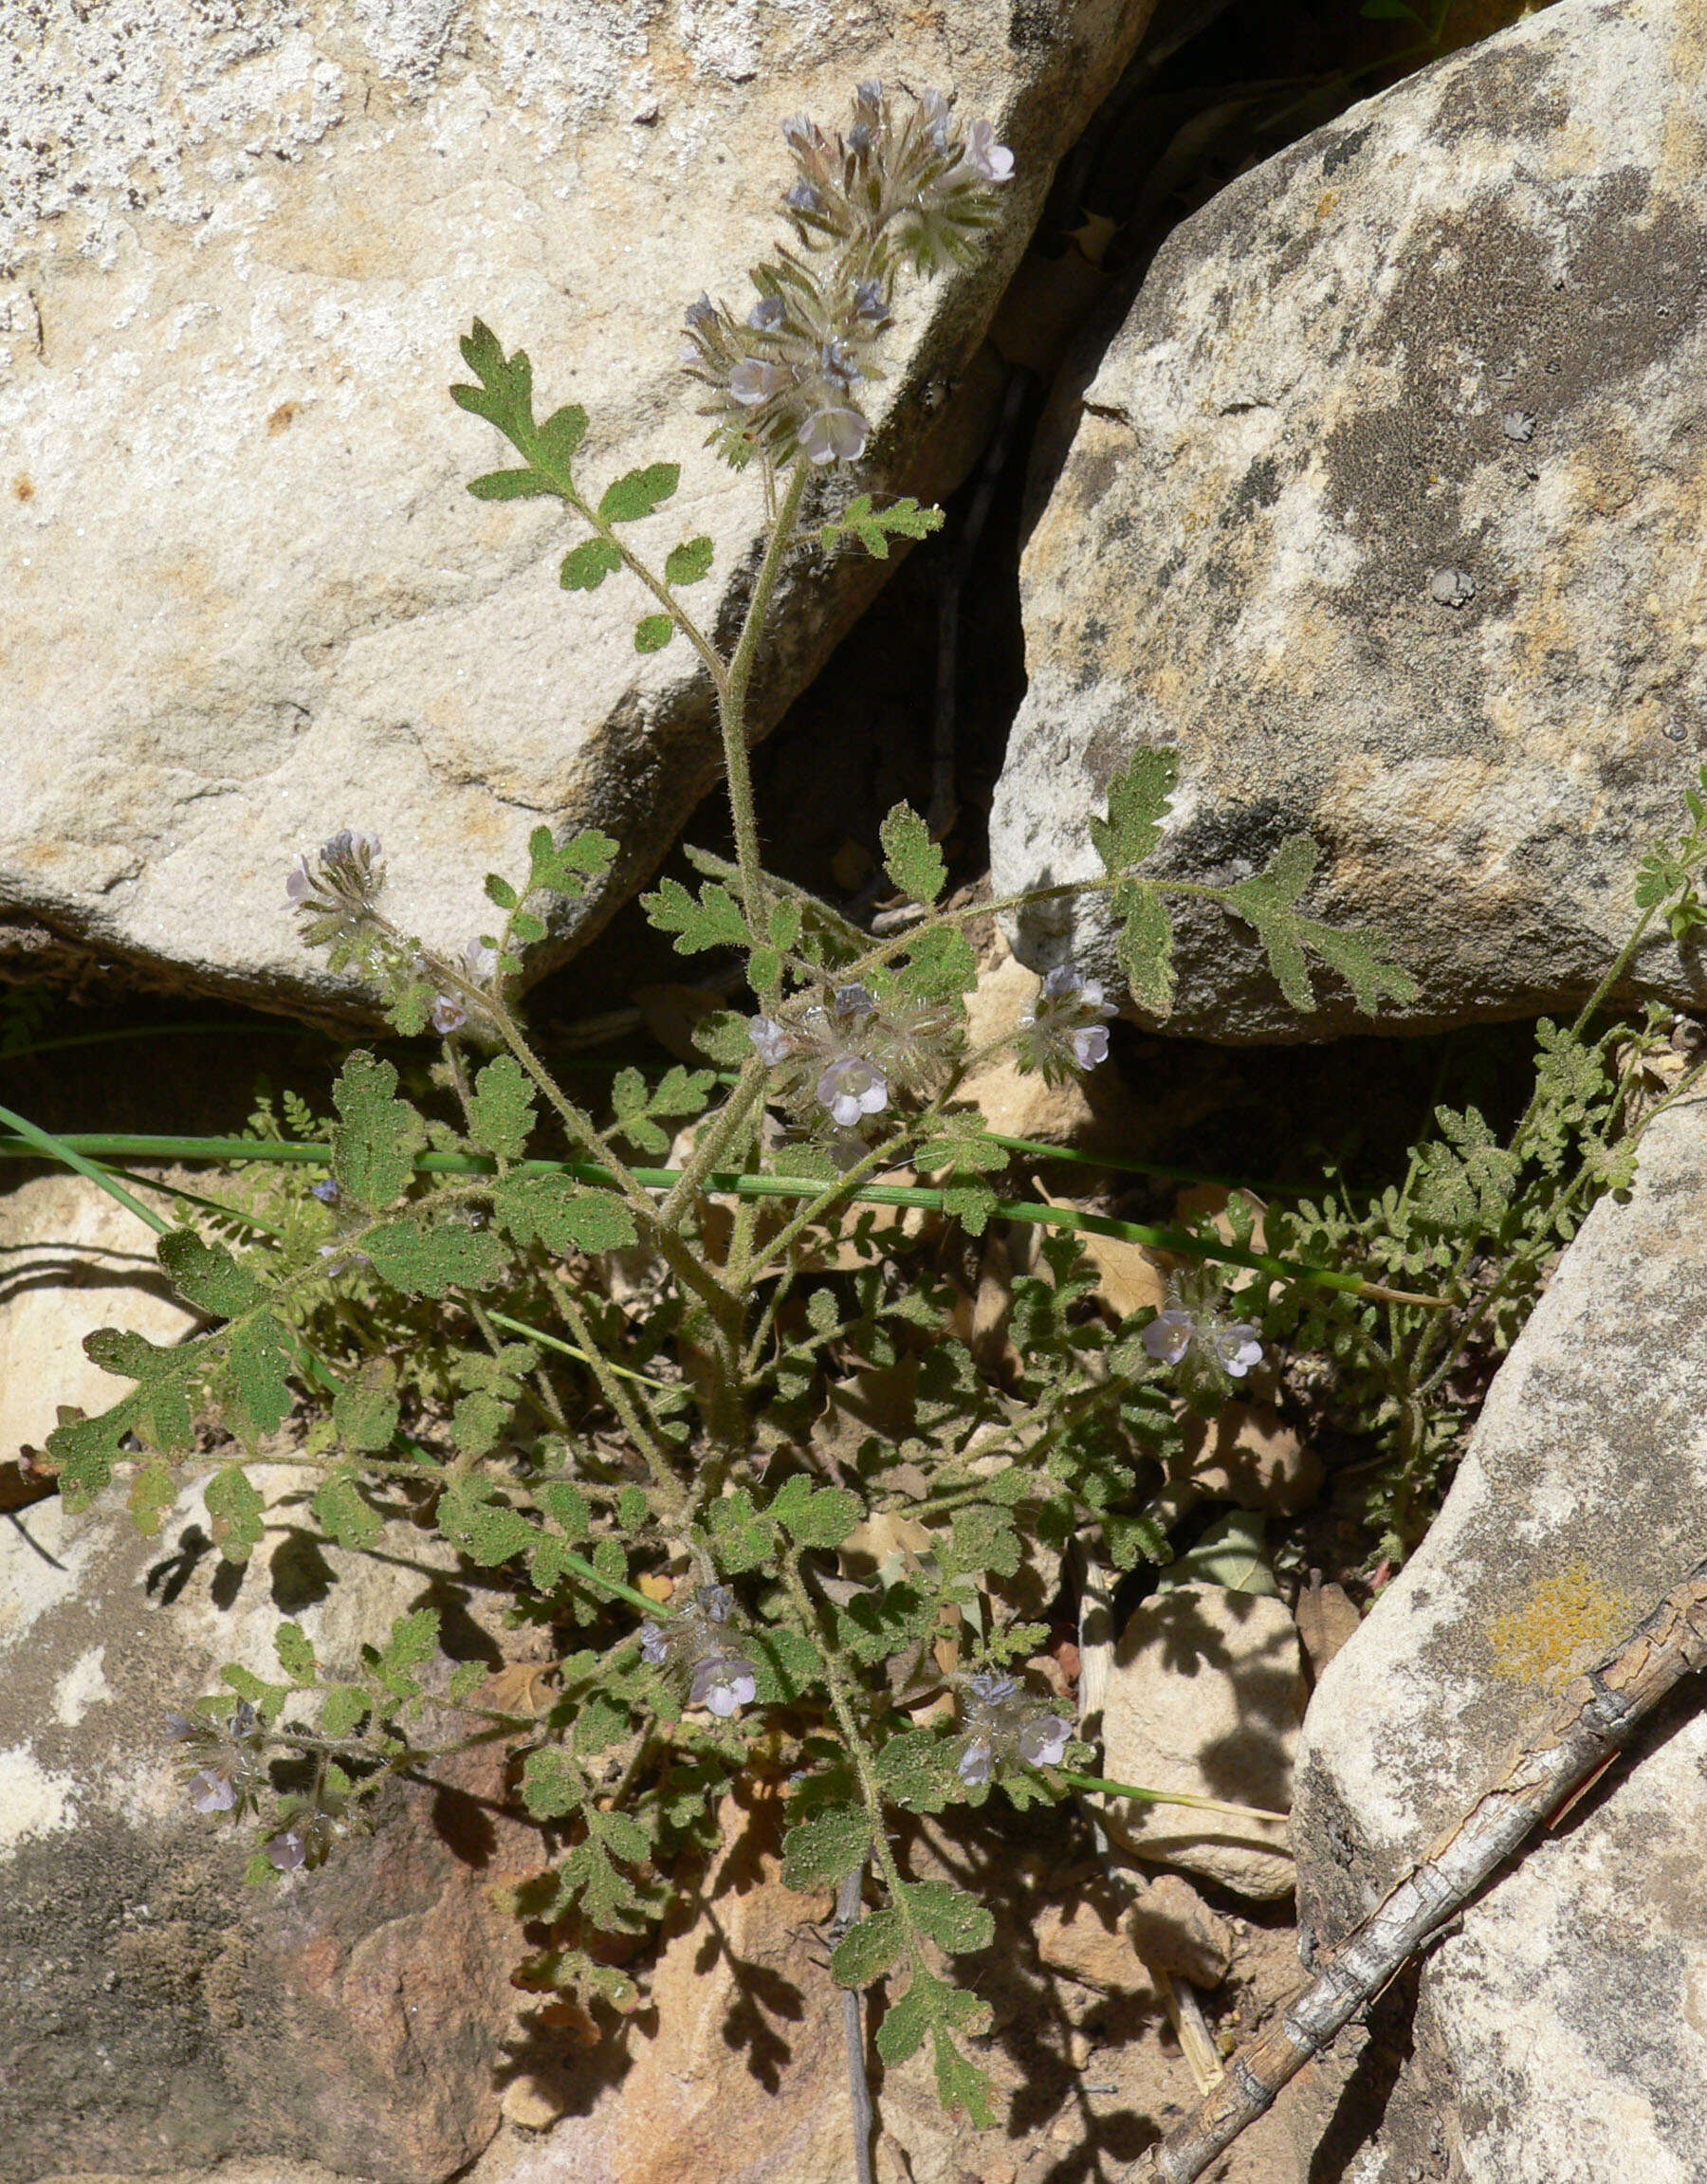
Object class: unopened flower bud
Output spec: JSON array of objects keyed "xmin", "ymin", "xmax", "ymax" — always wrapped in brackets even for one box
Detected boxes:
[
  {"xmin": 747, "ymin": 295, "xmax": 785, "ymax": 332},
  {"xmin": 748, "ymin": 1016, "xmax": 793, "ymax": 1067}
]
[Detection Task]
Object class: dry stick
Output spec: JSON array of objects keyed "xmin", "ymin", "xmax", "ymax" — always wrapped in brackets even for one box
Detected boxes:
[
  {"xmin": 1130, "ymin": 1545, "xmax": 1707, "ymax": 2183},
  {"xmin": 828, "ymin": 1855, "xmax": 876, "ymax": 2184}
]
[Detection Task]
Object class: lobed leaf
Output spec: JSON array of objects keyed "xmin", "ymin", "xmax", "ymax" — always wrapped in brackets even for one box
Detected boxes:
[
  {"xmin": 1089, "ymin": 747, "xmax": 1179, "ymax": 877},
  {"xmin": 331, "ymin": 1053, "xmax": 428, "ymax": 1213},
  {"xmin": 879, "ymin": 804, "xmax": 947, "ymax": 907},
  {"xmin": 598, "ymin": 463, "xmax": 680, "ymax": 524}
]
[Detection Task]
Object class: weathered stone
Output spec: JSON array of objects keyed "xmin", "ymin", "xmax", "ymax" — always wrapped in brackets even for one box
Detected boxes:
[
  {"xmin": 1125, "ymin": 1872, "xmax": 1234, "ymax": 1990},
  {"xmin": 1171, "ymin": 1402, "xmax": 1323, "ymax": 1517},
  {"xmin": 991, "ymin": 0, "xmax": 1707, "ymax": 1040},
  {"xmin": 0, "ymin": 1173, "xmax": 199, "ymax": 1461},
  {"xmin": 1102, "ymin": 1582, "xmax": 1301, "ymax": 1900},
  {"xmin": 1293, "ymin": 1095, "xmax": 1707, "ymax": 2181},
  {"xmin": 2, "ymin": 0, "xmax": 1154, "ymax": 1018},
  {"xmin": 1035, "ymin": 1891, "xmax": 1152, "ymax": 1994},
  {"xmin": 1, "ymin": 1467, "xmax": 527, "ymax": 2184}
]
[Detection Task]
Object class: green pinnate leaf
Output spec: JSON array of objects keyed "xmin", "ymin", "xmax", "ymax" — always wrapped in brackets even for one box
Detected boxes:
[
  {"xmin": 560, "ymin": 538, "xmax": 623, "ymax": 592},
  {"xmin": 1295, "ymin": 920, "xmax": 1419, "ymax": 1014},
  {"xmin": 522, "ymin": 1748, "xmax": 584, "ymax": 1820},
  {"xmin": 451, "ymin": 320, "xmax": 535, "ymax": 446},
  {"xmin": 452, "ymin": 1390, "xmax": 508, "ymax": 1457},
  {"xmin": 274, "ymin": 1623, "xmax": 317, "ymax": 1683},
  {"xmin": 205, "ymin": 1464, "xmax": 265, "ymax": 1565},
  {"xmin": 634, "ymin": 615, "xmax": 675, "ymax": 653},
  {"xmin": 127, "ymin": 1459, "xmax": 175, "ymax": 1539},
  {"xmin": 438, "ymin": 1478, "xmax": 541, "ymax": 1566},
  {"xmin": 831, "ymin": 1906, "xmax": 907, "ymax": 1988},
  {"xmin": 818, "ymin": 493, "xmax": 945, "ymax": 560},
  {"xmin": 333, "ymin": 1359, "xmax": 400, "ymax": 1452},
  {"xmin": 897, "ymin": 927, "xmax": 978, "ymax": 999},
  {"xmin": 903, "ymin": 1881, "xmax": 994, "ymax": 1956},
  {"xmin": 468, "ymin": 468, "xmax": 556, "ymax": 501},
  {"xmin": 448, "ymin": 1660, "xmax": 487, "ymax": 1704},
  {"xmin": 781, "ymin": 1804, "xmax": 870, "ymax": 1890},
  {"xmin": 874, "ymin": 1728, "xmax": 964, "ymax": 1814},
  {"xmin": 527, "ymin": 825, "xmax": 618, "ymax": 899},
  {"xmin": 468, "ymin": 1055, "xmax": 536, "ymax": 1163},
  {"xmin": 537, "ymin": 404, "xmax": 589, "ymax": 468},
  {"xmin": 490, "ymin": 1173, "xmax": 637, "ymax": 1255},
  {"xmin": 314, "ymin": 1470, "xmax": 382, "ymax": 1551},
  {"xmin": 931, "ymin": 2025, "xmax": 997, "ymax": 2128},
  {"xmin": 702, "ymin": 1486, "xmax": 776, "ymax": 1574},
  {"xmin": 1089, "ymin": 746, "xmax": 1179, "ymax": 877},
  {"xmin": 1113, "ymin": 877, "xmax": 1174, "ymax": 1017},
  {"xmin": 608, "ymin": 1063, "xmax": 715, "ymax": 1156},
  {"xmin": 768, "ymin": 1473, "xmax": 861, "ymax": 1549},
  {"xmin": 639, "ymin": 876, "xmax": 750, "ymax": 955},
  {"xmin": 538, "ymin": 1479, "xmax": 591, "ymax": 1538},
  {"xmin": 363, "ymin": 1220, "xmax": 505, "ymax": 1297},
  {"xmin": 376, "ymin": 1606, "xmax": 440, "ymax": 1693},
  {"xmin": 320, "ymin": 1685, "xmax": 368, "ymax": 1737},
  {"xmin": 227, "ymin": 1313, "xmax": 296, "ymax": 1439},
  {"xmin": 159, "ymin": 1231, "xmax": 260, "ymax": 1318},
  {"xmin": 331, "ymin": 1052, "xmax": 427, "ymax": 1212},
  {"xmin": 665, "ymin": 535, "xmax": 714, "ymax": 585},
  {"xmin": 598, "ymin": 463, "xmax": 680, "ymax": 523},
  {"xmin": 879, "ymin": 804, "xmax": 947, "ymax": 907}
]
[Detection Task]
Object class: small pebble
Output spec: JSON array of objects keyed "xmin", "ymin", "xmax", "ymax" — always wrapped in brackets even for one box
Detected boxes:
[{"xmin": 1429, "ymin": 568, "xmax": 1476, "ymax": 609}]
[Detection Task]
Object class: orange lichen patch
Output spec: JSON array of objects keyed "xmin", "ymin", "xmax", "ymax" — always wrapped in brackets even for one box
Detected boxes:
[
  {"xmin": 1488, "ymin": 1561, "xmax": 1637, "ymax": 1691},
  {"xmin": 266, "ymin": 400, "xmax": 300, "ymax": 434},
  {"xmin": 11, "ymin": 475, "xmax": 31, "ymax": 502}
]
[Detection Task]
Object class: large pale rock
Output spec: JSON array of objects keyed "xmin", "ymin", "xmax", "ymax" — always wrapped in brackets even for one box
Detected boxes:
[
  {"xmin": 0, "ymin": 1173, "xmax": 197, "ymax": 1459},
  {"xmin": 992, "ymin": 0, "xmax": 1707, "ymax": 1040},
  {"xmin": 1102, "ymin": 1581, "xmax": 1302, "ymax": 1900},
  {"xmin": 2, "ymin": 0, "xmax": 1154, "ymax": 1016},
  {"xmin": 1, "ymin": 1454, "xmax": 528, "ymax": 2182},
  {"xmin": 1293, "ymin": 1094, "xmax": 1707, "ymax": 2181}
]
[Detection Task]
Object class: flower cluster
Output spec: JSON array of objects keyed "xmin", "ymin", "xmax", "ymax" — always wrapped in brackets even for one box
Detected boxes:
[
  {"xmin": 1141, "ymin": 1274, "xmax": 1264, "ymax": 1388},
  {"xmin": 955, "ymin": 1669, "xmax": 1074, "ymax": 1789},
  {"xmin": 1014, "ymin": 964, "xmax": 1117, "ymax": 1084},
  {"xmin": 265, "ymin": 1774, "xmax": 361, "ymax": 1872},
  {"xmin": 639, "ymin": 1584, "xmax": 760, "ymax": 1720},
  {"xmin": 680, "ymin": 83, "xmax": 1013, "ymax": 469},
  {"xmin": 748, "ymin": 981, "xmax": 960, "ymax": 1158},
  {"xmin": 166, "ymin": 1700, "xmax": 267, "ymax": 1817},
  {"xmin": 284, "ymin": 827, "xmax": 415, "ymax": 990}
]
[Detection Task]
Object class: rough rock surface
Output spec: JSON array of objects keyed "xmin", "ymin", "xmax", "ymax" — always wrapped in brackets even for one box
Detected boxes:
[
  {"xmin": 2, "ymin": 0, "xmax": 1153, "ymax": 1017},
  {"xmin": 1101, "ymin": 1581, "xmax": 1302, "ymax": 1900},
  {"xmin": 991, "ymin": 0, "xmax": 1707, "ymax": 1040},
  {"xmin": 1, "ymin": 1469, "xmax": 534, "ymax": 2184},
  {"xmin": 1293, "ymin": 1094, "xmax": 1707, "ymax": 2182},
  {"xmin": 0, "ymin": 1173, "xmax": 197, "ymax": 1459}
]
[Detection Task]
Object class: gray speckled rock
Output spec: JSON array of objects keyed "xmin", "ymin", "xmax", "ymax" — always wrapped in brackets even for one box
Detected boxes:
[
  {"xmin": 1, "ymin": 0, "xmax": 1154, "ymax": 1017},
  {"xmin": 991, "ymin": 0, "xmax": 1707, "ymax": 1041},
  {"xmin": 1292, "ymin": 1092, "xmax": 1707, "ymax": 2182}
]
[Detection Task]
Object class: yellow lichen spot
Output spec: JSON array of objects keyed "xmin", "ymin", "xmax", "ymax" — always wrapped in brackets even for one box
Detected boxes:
[{"xmin": 1488, "ymin": 1561, "xmax": 1636, "ymax": 1690}]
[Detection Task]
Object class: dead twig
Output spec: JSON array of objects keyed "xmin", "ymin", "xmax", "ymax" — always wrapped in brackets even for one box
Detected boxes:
[
  {"xmin": 829, "ymin": 1853, "xmax": 875, "ymax": 2184},
  {"xmin": 1130, "ymin": 1546, "xmax": 1707, "ymax": 2181}
]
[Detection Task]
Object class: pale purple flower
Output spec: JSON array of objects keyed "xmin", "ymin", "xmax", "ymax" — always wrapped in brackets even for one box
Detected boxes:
[
  {"xmin": 956, "ymin": 1734, "xmax": 995, "ymax": 1788},
  {"xmin": 855, "ymin": 79, "xmax": 883, "ymax": 106},
  {"xmin": 747, "ymin": 295, "xmax": 785, "ymax": 331},
  {"xmin": 1216, "ymin": 1323, "xmax": 1264, "ymax": 1379},
  {"xmin": 310, "ymin": 1178, "xmax": 340, "ymax": 1203},
  {"xmin": 1018, "ymin": 963, "xmax": 1117, "ymax": 1081},
  {"xmin": 189, "ymin": 1769, "xmax": 236, "ymax": 1815},
  {"xmin": 464, "ymin": 939, "xmax": 500, "ymax": 984},
  {"xmin": 690, "ymin": 1653, "xmax": 759, "ymax": 1718},
  {"xmin": 430, "ymin": 995, "xmax": 468, "ymax": 1036},
  {"xmin": 799, "ymin": 406, "xmax": 869, "ymax": 465},
  {"xmin": 1142, "ymin": 1310, "xmax": 1194, "ymax": 1367},
  {"xmin": 1018, "ymin": 1714, "xmax": 1073, "ymax": 1769},
  {"xmin": 963, "ymin": 119, "xmax": 1014, "ymax": 184},
  {"xmin": 852, "ymin": 279, "xmax": 890, "ymax": 324},
  {"xmin": 817, "ymin": 1055, "xmax": 888, "ymax": 1129},
  {"xmin": 780, "ymin": 112, "xmax": 815, "ymax": 152},
  {"xmin": 729, "ymin": 358, "xmax": 792, "ymax": 407},
  {"xmin": 639, "ymin": 1622, "xmax": 670, "ymax": 1667},
  {"xmin": 785, "ymin": 178, "xmax": 824, "ymax": 215},
  {"xmin": 1071, "ymin": 1024, "xmax": 1110, "ymax": 1070},
  {"xmin": 748, "ymin": 1016, "xmax": 793, "ymax": 1067},
  {"xmin": 968, "ymin": 1670, "xmax": 1018, "ymax": 1707},
  {"xmin": 685, "ymin": 294, "xmax": 716, "ymax": 331},
  {"xmin": 266, "ymin": 1826, "xmax": 307, "ymax": 1872},
  {"xmin": 699, "ymin": 1584, "xmax": 735, "ymax": 1624},
  {"xmin": 284, "ymin": 857, "xmax": 313, "ymax": 908},
  {"xmin": 819, "ymin": 340, "xmax": 861, "ymax": 388}
]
